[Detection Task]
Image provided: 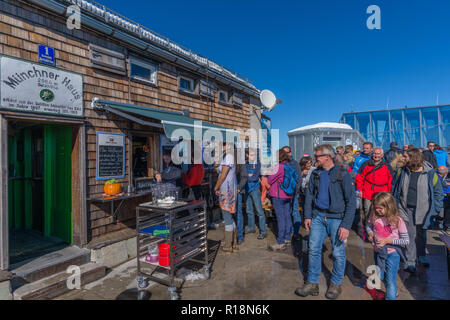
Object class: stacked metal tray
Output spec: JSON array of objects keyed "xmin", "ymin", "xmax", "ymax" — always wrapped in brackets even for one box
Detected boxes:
[
  {"xmin": 135, "ymin": 200, "xmax": 210, "ymax": 300},
  {"xmin": 138, "ymin": 200, "xmax": 188, "ymax": 210}
]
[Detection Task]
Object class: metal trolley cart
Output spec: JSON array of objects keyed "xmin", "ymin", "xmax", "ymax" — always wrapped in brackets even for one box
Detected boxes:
[{"xmin": 135, "ymin": 200, "xmax": 210, "ymax": 300}]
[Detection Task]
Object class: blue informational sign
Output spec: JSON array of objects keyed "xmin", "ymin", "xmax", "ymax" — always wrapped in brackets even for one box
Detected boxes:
[{"xmin": 38, "ymin": 45, "xmax": 55, "ymax": 66}]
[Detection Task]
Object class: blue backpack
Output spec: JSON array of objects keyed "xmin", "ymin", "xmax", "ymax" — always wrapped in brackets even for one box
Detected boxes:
[{"xmin": 280, "ymin": 164, "xmax": 300, "ymax": 196}]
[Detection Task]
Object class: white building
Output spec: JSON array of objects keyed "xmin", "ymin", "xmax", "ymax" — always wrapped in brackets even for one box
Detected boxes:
[{"xmin": 287, "ymin": 122, "xmax": 365, "ymax": 160}]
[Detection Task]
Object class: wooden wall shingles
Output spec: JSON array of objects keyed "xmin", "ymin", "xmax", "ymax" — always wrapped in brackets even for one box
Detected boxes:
[{"xmin": 0, "ymin": 0, "xmax": 252, "ymax": 241}]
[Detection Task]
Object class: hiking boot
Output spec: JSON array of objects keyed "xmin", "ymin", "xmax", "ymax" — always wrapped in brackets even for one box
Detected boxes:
[
  {"xmin": 232, "ymin": 229, "xmax": 239, "ymax": 252},
  {"xmin": 257, "ymin": 233, "xmax": 267, "ymax": 240},
  {"xmin": 418, "ymin": 256, "xmax": 430, "ymax": 267},
  {"xmin": 245, "ymin": 228, "xmax": 256, "ymax": 234},
  {"xmin": 404, "ymin": 265, "xmax": 416, "ymax": 274},
  {"xmin": 221, "ymin": 231, "xmax": 233, "ymax": 254},
  {"xmin": 269, "ymin": 243, "xmax": 286, "ymax": 251},
  {"xmin": 325, "ymin": 283, "xmax": 342, "ymax": 300},
  {"xmin": 294, "ymin": 282, "xmax": 319, "ymax": 297}
]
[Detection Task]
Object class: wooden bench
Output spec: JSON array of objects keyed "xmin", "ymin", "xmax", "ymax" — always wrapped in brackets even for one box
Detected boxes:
[{"xmin": 439, "ymin": 233, "xmax": 450, "ymax": 280}]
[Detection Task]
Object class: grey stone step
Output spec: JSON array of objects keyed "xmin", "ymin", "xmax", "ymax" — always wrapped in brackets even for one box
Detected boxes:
[
  {"xmin": 11, "ymin": 246, "xmax": 91, "ymax": 283},
  {"xmin": 13, "ymin": 262, "xmax": 107, "ymax": 300}
]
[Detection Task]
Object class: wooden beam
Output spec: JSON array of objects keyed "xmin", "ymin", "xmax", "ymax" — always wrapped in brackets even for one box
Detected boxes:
[
  {"xmin": 72, "ymin": 126, "xmax": 82, "ymax": 245},
  {"xmin": 127, "ymin": 132, "xmax": 133, "ymax": 188},
  {"xmin": 1, "ymin": 112, "xmax": 85, "ymax": 125},
  {"xmin": 0, "ymin": 116, "xmax": 9, "ymax": 270},
  {"xmin": 79, "ymin": 125, "xmax": 88, "ymax": 245}
]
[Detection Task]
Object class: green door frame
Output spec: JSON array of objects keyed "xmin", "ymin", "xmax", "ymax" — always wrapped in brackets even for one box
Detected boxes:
[
  {"xmin": 44, "ymin": 124, "xmax": 72, "ymax": 243},
  {"xmin": 1, "ymin": 114, "xmax": 87, "ymax": 271}
]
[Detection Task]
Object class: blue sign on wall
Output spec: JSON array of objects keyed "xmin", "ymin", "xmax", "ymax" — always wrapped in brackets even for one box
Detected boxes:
[{"xmin": 38, "ymin": 45, "xmax": 55, "ymax": 66}]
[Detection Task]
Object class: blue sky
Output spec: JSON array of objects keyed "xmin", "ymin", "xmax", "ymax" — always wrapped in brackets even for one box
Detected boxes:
[{"xmin": 101, "ymin": 0, "xmax": 450, "ymax": 147}]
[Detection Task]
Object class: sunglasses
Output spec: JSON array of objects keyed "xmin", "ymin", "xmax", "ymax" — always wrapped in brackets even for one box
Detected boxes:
[{"xmin": 314, "ymin": 154, "xmax": 328, "ymax": 159}]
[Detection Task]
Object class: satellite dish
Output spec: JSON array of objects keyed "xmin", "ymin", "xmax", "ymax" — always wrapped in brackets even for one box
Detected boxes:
[{"xmin": 260, "ymin": 89, "xmax": 279, "ymax": 111}]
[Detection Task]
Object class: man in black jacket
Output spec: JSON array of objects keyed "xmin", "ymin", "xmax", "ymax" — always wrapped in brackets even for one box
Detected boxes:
[
  {"xmin": 422, "ymin": 141, "xmax": 438, "ymax": 169},
  {"xmin": 295, "ymin": 144, "xmax": 356, "ymax": 300},
  {"xmin": 235, "ymin": 161, "xmax": 248, "ymax": 244}
]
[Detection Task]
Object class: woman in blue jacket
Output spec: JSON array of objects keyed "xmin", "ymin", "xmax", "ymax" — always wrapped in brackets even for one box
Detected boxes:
[{"xmin": 433, "ymin": 145, "xmax": 448, "ymax": 167}]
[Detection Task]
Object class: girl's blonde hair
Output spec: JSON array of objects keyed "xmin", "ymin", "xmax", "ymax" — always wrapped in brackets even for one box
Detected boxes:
[
  {"xmin": 390, "ymin": 152, "xmax": 404, "ymax": 170},
  {"xmin": 344, "ymin": 152, "xmax": 354, "ymax": 163},
  {"xmin": 370, "ymin": 192, "xmax": 400, "ymax": 228}
]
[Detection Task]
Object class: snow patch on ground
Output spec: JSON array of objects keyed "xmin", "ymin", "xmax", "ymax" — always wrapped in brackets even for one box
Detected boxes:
[{"xmin": 176, "ymin": 267, "xmax": 206, "ymax": 281}]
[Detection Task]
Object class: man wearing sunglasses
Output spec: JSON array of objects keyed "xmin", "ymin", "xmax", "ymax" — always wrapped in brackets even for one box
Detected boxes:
[
  {"xmin": 422, "ymin": 141, "xmax": 438, "ymax": 169},
  {"xmin": 295, "ymin": 144, "xmax": 356, "ymax": 299}
]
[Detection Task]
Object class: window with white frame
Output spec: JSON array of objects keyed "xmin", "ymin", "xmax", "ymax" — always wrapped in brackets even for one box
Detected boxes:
[
  {"xmin": 130, "ymin": 57, "xmax": 158, "ymax": 85},
  {"xmin": 179, "ymin": 76, "xmax": 195, "ymax": 93},
  {"xmin": 218, "ymin": 90, "xmax": 228, "ymax": 104}
]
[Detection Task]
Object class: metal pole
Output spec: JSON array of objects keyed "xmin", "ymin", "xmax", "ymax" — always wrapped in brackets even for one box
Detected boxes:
[
  {"xmin": 438, "ymin": 106, "xmax": 443, "ymax": 147},
  {"xmin": 0, "ymin": 115, "xmax": 8, "ymax": 270},
  {"xmin": 419, "ymin": 108, "xmax": 424, "ymax": 148},
  {"xmin": 388, "ymin": 110, "xmax": 393, "ymax": 148},
  {"xmin": 402, "ymin": 110, "xmax": 406, "ymax": 146}
]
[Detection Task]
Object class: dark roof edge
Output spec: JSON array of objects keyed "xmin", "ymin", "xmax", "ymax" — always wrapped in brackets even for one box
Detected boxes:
[{"xmin": 24, "ymin": 0, "xmax": 262, "ymax": 99}]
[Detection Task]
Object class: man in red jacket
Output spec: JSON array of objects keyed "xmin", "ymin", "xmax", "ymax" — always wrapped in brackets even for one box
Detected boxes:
[{"xmin": 355, "ymin": 147, "xmax": 394, "ymax": 241}]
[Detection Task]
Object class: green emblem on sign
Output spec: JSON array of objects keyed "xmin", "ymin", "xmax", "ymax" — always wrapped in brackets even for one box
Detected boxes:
[{"xmin": 40, "ymin": 89, "xmax": 54, "ymax": 102}]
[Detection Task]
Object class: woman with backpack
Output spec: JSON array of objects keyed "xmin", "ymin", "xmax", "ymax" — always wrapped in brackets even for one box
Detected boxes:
[
  {"xmin": 267, "ymin": 149, "xmax": 294, "ymax": 251},
  {"xmin": 391, "ymin": 148, "xmax": 444, "ymax": 272}
]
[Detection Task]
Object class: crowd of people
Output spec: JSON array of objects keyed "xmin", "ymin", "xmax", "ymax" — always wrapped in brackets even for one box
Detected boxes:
[{"xmin": 212, "ymin": 139, "xmax": 449, "ymax": 300}]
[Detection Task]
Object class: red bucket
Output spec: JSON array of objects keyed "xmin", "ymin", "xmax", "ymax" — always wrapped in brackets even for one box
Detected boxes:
[
  {"xmin": 159, "ymin": 255, "xmax": 170, "ymax": 267},
  {"xmin": 158, "ymin": 243, "xmax": 176, "ymax": 266}
]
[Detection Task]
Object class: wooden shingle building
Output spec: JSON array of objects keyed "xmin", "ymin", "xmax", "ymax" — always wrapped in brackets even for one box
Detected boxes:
[{"xmin": 0, "ymin": 0, "xmax": 268, "ymax": 287}]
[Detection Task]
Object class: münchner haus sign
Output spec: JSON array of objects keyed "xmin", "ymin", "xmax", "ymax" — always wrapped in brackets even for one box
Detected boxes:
[{"xmin": 0, "ymin": 56, "xmax": 83, "ymax": 117}]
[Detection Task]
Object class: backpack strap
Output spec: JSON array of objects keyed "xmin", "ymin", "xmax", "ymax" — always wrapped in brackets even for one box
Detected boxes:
[
  {"xmin": 363, "ymin": 163, "xmax": 389, "ymax": 188},
  {"xmin": 312, "ymin": 169, "xmax": 321, "ymax": 199},
  {"xmin": 433, "ymin": 172, "xmax": 439, "ymax": 187},
  {"xmin": 335, "ymin": 167, "xmax": 344, "ymax": 193},
  {"xmin": 358, "ymin": 160, "xmax": 369, "ymax": 175}
]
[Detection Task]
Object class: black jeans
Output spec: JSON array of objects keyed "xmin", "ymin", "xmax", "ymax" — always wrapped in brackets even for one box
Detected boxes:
[{"xmin": 444, "ymin": 198, "xmax": 450, "ymax": 229}]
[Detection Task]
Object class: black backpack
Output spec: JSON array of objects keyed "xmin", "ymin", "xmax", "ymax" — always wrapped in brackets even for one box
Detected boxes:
[{"xmin": 312, "ymin": 166, "xmax": 345, "ymax": 199}]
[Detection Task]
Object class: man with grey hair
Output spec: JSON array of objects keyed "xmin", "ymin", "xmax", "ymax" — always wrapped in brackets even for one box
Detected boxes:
[
  {"xmin": 355, "ymin": 147, "xmax": 394, "ymax": 241},
  {"xmin": 295, "ymin": 144, "xmax": 356, "ymax": 299}
]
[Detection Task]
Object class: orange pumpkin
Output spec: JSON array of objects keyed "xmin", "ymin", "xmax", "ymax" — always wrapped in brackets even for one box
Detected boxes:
[{"xmin": 104, "ymin": 183, "xmax": 121, "ymax": 195}]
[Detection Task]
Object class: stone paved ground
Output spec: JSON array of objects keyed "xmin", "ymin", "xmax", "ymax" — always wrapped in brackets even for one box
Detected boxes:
[{"xmin": 57, "ymin": 226, "xmax": 450, "ymax": 300}]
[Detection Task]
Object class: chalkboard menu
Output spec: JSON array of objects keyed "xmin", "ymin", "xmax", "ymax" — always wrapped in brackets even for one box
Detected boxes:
[
  {"xmin": 135, "ymin": 177, "xmax": 155, "ymax": 193},
  {"xmin": 96, "ymin": 132, "xmax": 125, "ymax": 179}
]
